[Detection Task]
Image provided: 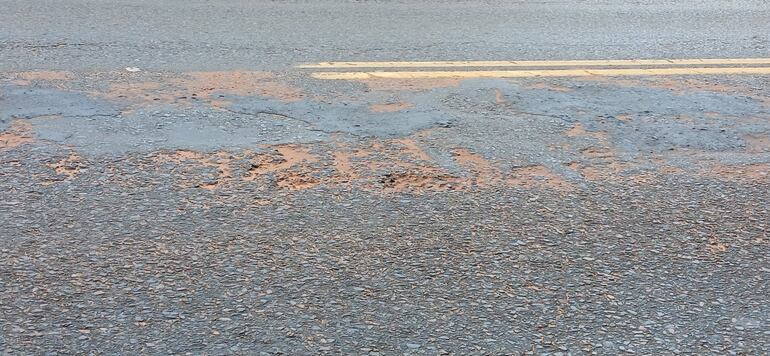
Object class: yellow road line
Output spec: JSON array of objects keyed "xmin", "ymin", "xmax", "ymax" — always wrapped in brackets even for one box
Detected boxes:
[
  {"xmin": 299, "ymin": 58, "xmax": 770, "ymax": 69},
  {"xmin": 311, "ymin": 67, "xmax": 770, "ymax": 80}
]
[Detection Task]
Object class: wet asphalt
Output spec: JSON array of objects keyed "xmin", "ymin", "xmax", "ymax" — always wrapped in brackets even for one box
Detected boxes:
[{"xmin": 2, "ymin": 1, "xmax": 770, "ymax": 355}]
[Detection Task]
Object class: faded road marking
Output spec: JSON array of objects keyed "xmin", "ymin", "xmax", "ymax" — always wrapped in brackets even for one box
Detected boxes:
[
  {"xmin": 311, "ymin": 67, "xmax": 770, "ymax": 80},
  {"xmin": 299, "ymin": 58, "xmax": 770, "ymax": 69}
]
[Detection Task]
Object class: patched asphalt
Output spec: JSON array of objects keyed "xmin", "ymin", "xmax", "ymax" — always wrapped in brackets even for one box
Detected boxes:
[
  {"xmin": 2, "ymin": 1, "xmax": 770, "ymax": 354},
  {"xmin": 2, "ymin": 67, "xmax": 769, "ymax": 355}
]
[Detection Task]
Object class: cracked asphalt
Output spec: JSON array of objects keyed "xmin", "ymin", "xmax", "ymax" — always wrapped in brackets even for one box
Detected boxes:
[{"xmin": 1, "ymin": 1, "xmax": 770, "ymax": 355}]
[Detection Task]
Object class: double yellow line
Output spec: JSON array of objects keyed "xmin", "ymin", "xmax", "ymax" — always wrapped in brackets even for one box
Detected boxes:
[{"xmin": 299, "ymin": 58, "xmax": 770, "ymax": 80}]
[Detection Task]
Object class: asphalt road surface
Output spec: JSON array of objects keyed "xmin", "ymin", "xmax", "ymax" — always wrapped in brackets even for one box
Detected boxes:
[{"xmin": 1, "ymin": 1, "xmax": 769, "ymax": 354}]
